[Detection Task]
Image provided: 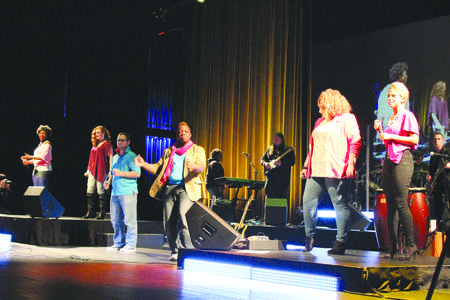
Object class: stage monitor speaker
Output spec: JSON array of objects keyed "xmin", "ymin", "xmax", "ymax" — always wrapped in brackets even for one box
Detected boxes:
[
  {"xmin": 186, "ymin": 201, "xmax": 240, "ymax": 250},
  {"xmin": 23, "ymin": 186, "xmax": 65, "ymax": 218},
  {"xmin": 265, "ymin": 198, "xmax": 287, "ymax": 226},
  {"xmin": 349, "ymin": 203, "xmax": 371, "ymax": 231}
]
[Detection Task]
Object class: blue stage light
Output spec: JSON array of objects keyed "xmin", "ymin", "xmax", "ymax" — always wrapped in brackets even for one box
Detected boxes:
[
  {"xmin": 183, "ymin": 257, "xmax": 340, "ymax": 292},
  {"xmin": 317, "ymin": 209, "xmax": 374, "ymax": 220},
  {"xmin": 317, "ymin": 210, "xmax": 336, "ymax": 219},
  {"xmin": 285, "ymin": 244, "xmax": 304, "ymax": 251},
  {"xmin": 252, "ymin": 267, "xmax": 340, "ymax": 292},
  {"xmin": 183, "ymin": 258, "xmax": 251, "ymax": 279},
  {"xmin": 0, "ymin": 233, "xmax": 12, "ymax": 252}
]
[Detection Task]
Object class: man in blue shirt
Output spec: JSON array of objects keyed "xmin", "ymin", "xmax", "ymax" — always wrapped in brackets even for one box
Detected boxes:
[{"xmin": 104, "ymin": 132, "xmax": 141, "ymax": 252}]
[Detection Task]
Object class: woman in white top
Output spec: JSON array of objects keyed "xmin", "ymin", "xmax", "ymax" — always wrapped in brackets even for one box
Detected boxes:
[{"xmin": 21, "ymin": 125, "xmax": 53, "ymax": 187}]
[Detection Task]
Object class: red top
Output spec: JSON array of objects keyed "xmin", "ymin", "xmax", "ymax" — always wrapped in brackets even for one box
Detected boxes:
[{"xmin": 88, "ymin": 141, "xmax": 112, "ymax": 182}]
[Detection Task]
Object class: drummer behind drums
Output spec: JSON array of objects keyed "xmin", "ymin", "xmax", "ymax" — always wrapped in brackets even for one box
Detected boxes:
[
  {"xmin": 411, "ymin": 150, "xmax": 429, "ymax": 188},
  {"xmin": 427, "ymin": 132, "xmax": 450, "ymax": 228}
]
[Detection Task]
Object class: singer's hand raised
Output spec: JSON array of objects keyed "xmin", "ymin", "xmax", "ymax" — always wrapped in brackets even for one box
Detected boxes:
[{"xmin": 134, "ymin": 155, "xmax": 145, "ymax": 167}]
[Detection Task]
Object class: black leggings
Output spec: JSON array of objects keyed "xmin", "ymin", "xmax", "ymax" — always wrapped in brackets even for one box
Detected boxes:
[{"xmin": 382, "ymin": 151, "xmax": 415, "ymax": 248}]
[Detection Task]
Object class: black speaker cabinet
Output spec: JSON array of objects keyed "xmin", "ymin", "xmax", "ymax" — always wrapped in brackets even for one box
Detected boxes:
[
  {"xmin": 265, "ymin": 198, "xmax": 287, "ymax": 226},
  {"xmin": 23, "ymin": 186, "xmax": 65, "ymax": 218},
  {"xmin": 349, "ymin": 203, "xmax": 371, "ymax": 231},
  {"xmin": 186, "ymin": 201, "xmax": 240, "ymax": 250}
]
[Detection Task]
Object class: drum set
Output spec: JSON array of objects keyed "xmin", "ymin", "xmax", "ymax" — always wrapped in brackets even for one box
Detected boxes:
[{"xmin": 351, "ymin": 164, "xmax": 433, "ymax": 251}]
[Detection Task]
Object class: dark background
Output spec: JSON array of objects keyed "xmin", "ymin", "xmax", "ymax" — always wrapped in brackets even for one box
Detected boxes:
[{"xmin": 1, "ymin": 0, "xmax": 449, "ymax": 218}]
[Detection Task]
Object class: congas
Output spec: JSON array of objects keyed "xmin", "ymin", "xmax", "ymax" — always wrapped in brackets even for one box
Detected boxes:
[
  {"xmin": 374, "ymin": 189, "xmax": 389, "ymax": 249},
  {"xmin": 408, "ymin": 188, "xmax": 430, "ymax": 249}
]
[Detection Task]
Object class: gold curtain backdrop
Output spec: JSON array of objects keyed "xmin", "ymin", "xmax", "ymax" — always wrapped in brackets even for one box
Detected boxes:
[{"xmin": 182, "ymin": 0, "xmax": 312, "ymax": 220}]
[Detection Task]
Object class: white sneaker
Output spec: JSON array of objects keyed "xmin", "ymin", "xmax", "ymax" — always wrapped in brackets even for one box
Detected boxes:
[
  {"xmin": 107, "ymin": 245, "xmax": 121, "ymax": 251},
  {"xmin": 169, "ymin": 253, "xmax": 178, "ymax": 261},
  {"xmin": 120, "ymin": 245, "xmax": 136, "ymax": 252}
]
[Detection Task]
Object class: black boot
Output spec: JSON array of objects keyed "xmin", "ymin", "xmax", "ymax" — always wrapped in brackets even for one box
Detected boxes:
[
  {"xmin": 328, "ymin": 240, "xmax": 346, "ymax": 255},
  {"xmin": 95, "ymin": 194, "xmax": 106, "ymax": 219},
  {"xmin": 83, "ymin": 193, "xmax": 96, "ymax": 219},
  {"xmin": 304, "ymin": 237, "xmax": 314, "ymax": 252}
]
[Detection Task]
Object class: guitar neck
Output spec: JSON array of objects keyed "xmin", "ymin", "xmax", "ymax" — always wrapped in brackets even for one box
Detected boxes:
[{"xmin": 274, "ymin": 147, "xmax": 294, "ymax": 162}]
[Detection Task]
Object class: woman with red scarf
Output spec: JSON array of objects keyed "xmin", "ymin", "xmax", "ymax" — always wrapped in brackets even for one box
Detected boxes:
[
  {"xmin": 135, "ymin": 122, "xmax": 206, "ymax": 261},
  {"xmin": 83, "ymin": 126, "xmax": 113, "ymax": 219}
]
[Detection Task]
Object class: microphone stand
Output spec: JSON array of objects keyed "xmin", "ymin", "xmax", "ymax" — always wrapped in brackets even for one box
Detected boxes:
[
  {"xmin": 243, "ymin": 153, "xmax": 259, "ymax": 181},
  {"xmin": 426, "ymin": 157, "xmax": 450, "ymax": 299},
  {"xmin": 249, "ymin": 161, "xmax": 259, "ymax": 181},
  {"xmin": 244, "ymin": 154, "xmax": 260, "ymax": 223}
]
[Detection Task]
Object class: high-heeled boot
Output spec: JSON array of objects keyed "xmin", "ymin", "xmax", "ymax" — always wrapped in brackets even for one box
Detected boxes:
[
  {"xmin": 95, "ymin": 194, "xmax": 106, "ymax": 219},
  {"xmin": 82, "ymin": 193, "xmax": 96, "ymax": 218},
  {"xmin": 399, "ymin": 244, "xmax": 418, "ymax": 261}
]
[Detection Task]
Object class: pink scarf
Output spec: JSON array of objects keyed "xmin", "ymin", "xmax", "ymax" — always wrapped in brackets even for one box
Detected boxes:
[{"xmin": 160, "ymin": 141, "xmax": 194, "ymax": 186}]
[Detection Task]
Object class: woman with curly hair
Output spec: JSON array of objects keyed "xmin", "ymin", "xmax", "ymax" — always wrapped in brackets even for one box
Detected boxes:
[
  {"xmin": 21, "ymin": 125, "xmax": 53, "ymax": 187},
  {"xmin": 83, "ymin": 126, "xmax": 113, "ymax": 219},
  {"xmin": 427, "ymin": 81, "xmax": 447, "ymax": 134},
  {"xmin": 300, "ymin": 89, "xmax": 361, "ymax": 255}
]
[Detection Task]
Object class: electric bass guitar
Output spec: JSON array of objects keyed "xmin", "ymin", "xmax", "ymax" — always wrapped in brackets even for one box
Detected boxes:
[{"xmin": 264, "ymin": 147, "xmax": 294, "ymax": 175}]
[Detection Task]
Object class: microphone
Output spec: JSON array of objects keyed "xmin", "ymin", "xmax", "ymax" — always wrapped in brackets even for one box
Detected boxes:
[
  {"xmin": 430, "ymin": 152, "xmax": 450, "ymax": 159},
  {"xmin": 242, "ymin": 152, "xmax": 250, "ymax": 157}
]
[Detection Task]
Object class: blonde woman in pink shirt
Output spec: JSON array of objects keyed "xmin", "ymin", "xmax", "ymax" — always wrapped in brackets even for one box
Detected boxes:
[
  {"xmin": 374, "ymin": 82, "xmax": 419, "ymax": 260},
  {"xmin": 300, "ymin": 89, "xmax": 361, "ymax": 255},
  {"xmin": 21, "ymin": 125, "xmax": 53, "ymax": 187}
]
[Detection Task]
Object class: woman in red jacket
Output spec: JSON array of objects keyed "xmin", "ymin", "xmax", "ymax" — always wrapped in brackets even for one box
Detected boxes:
[{"xmin": 83, "ymin": 126, "xmax": 113, "ymax": 219}]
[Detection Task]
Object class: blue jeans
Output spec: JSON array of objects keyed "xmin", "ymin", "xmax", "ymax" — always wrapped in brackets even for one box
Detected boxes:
[
  {"xmin": 110, "ymin": 193, "xmax": 138, "ymax": 248},
  {"xmin": 303, "ymin": 177, "xmax": 351, "ymax": 243},
  {"xmin": 32, "ymin": 170, "xmax": 51, "ymax": 187},
  {"xmin": 162, "ymin": 185, "xmax": 194, "ymax": 254}
]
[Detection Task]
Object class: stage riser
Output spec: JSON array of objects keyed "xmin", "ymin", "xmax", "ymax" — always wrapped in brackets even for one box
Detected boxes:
[
  {"xmin": 178, "ymin": 249, "xmax": 365, "ymax": 292},
  {"xmin": 178, "ymin": 248, "xmax": 450, "ymax": 292},
  {"xmin": 0, "ymin": 215, "xmax": 164, "ymax": 246},
  {"xmin": 96, "ymin": 233, "xmax": 165, "ymax": 249},
  {"xmin": 0, "ymin": 214, "xmax": 378, "ymax": 251}
]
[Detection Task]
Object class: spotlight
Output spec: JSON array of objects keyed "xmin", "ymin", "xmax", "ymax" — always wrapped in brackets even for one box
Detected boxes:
[{"xmin": 197, "ymin": 0, "xmax": 205, "ymax": 3}]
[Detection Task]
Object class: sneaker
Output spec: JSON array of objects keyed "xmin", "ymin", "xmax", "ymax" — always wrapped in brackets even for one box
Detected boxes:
[
  {"xmin": 169, "ymin": 253, "xmax": 178, "ymax": 261},
  {"xmin": 120, "ymin": 245, "xmax": 136, "ymax": 252},
  {"xmin": 107, "ymin": 245, "xmax": 121, "ymax": 251}
]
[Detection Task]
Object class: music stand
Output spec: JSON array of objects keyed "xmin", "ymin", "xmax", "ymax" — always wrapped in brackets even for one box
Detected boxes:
[{"xmin": 426, "ymin": 163, "xmax": 450, "ymax": 299}]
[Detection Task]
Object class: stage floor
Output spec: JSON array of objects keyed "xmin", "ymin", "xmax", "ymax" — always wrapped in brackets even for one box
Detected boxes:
[{"xmin": 0, "ymin": 243, "xmax": 449, "ymax": 300}]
